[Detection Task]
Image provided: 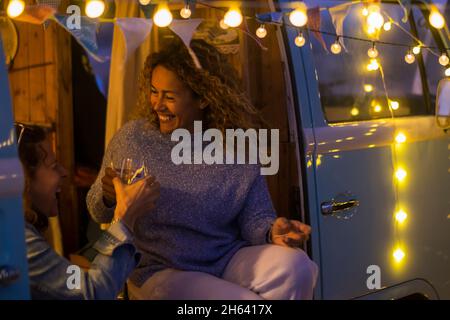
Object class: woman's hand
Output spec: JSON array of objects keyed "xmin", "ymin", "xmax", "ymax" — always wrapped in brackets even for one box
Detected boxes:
[
  {"xmin": 270, "ymin": 217, "xmax": 311, "ymax": 247},
  {"xmin": 112, "ymin": 176, "xmax": 160, "ymax": 230},
  {"xmin": 102, "ymin": 167, "xmax": 118, "ymax": 207}
]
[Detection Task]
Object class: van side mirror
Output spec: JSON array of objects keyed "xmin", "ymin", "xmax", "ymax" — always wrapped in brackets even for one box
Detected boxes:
[{"xmin": 436, "ymin": 78, "xmax": 450, "ymax": 129}]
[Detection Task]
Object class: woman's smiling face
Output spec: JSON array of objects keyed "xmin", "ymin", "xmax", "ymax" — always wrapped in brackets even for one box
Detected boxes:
[{"xmin": 151, "ymin": 65, "xmax": 205, "ymax": 134}]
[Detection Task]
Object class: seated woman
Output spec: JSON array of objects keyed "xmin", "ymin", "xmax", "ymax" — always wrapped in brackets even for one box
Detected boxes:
[
  {"xmin": 87, "ymin": 39, "xmax": 318, "ymax": 300},
  {"xmin": 17, "ymin": 123, "xmax": 160, "ymax": 299}
]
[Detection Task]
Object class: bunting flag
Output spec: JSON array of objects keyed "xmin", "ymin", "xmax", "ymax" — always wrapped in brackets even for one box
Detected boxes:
[
  {"xmin": 169, "ymin": 19, "xmax": 203, "ymax": 68},
  {"xmin": 12, "ymin": 4, "xmax": 56, "ymax": 25},
  {"xmin": 328, "ymin": 3, "xmax": 352, "ymax": 52},
  {"xmin": 54, "ymin": 14, "xmax": 106, "ymax": 62},
  {"xmin": 255, "ymin": 12, "xmax": 284, "ymax": 25},
  {"xmin": 116, "ymin": 18, "xmax": 153, "ymax": 61},
  {"xmin": 307, "ymin": 7, "xmax": 328, "ymax": 52},
  {"xmin": 37, "ymin": 0, "xmax": 61, "ymax": 28}
]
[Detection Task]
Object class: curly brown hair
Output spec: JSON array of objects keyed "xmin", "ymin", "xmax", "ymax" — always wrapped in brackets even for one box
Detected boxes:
[{"xmin": 134, "ymin": 39, "xmax": 266, "ymax": 133}]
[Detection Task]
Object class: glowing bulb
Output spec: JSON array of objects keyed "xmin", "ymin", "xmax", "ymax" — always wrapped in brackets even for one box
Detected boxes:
[
  {"xmin": 331, "ymin": 41, "xmax": 342, "ymax": 54},
  {"xmin": 224, "ymin": 8, "xmax": 243, "ymax": 28},
  {"xmin": 446, "ymin": 67, "xmax": 450, "ymax": 77},
  {"xmin": 367, "ymin": 26, "xmax": 376, "ymax": 35},
  {"xmin": 256, "ymin": 25, "xmax": 267, "ymax": 38},
  {"xmin": 395, "ymin": 168, "xmax": 407, "ymax": 181},
  {"xmin": 367, "ymin": 59, "xmax": 379, "ymax": 71},
  {"xmin": 368, "ymin": 47, "xmax": 378, "ymax": 58},
  {"xmin": 85, "ymin": 0, "xmax": 105, "ymax": 18},
  {"xmin": 180, "ymin": 6, "xmax": 192, "ymax": 19},
  {"xmin": 139, "ymin": 0, "xmax": 151, "ymax": 5},
  {"xmin": 367, "ymin": 5, "xmax": 384, "ymax": 30},
  {"xmin": 364, "ymin": 84, "xmax": 374, "ymax": 92},
  {"xmin": 7, "ymin": 0, "xmax": 25, "ymax": 18},
  {"xmin": 405, "ymin": 51, "xmax": 415, "ymax": 64},
  {"xmin": 154, "ymin": 6, "xmax": 173, "ymax": 27},
  {"xmin": 289, "ymin": 4, "xmax": 308, "ymax": 27},
  {"xmin": 295, "ymin": 33, "xmax": 306, "ymax": 47},
  {"xmin": 429, "ymin": 10, "xmax": 445, "ymax": 29},
  {"xmin": 374, "ymin": 104, "xmax": 382, "ymax": 113},
  {"xmin": 219, "ymin": 19, "xmax": 229, "ymax": 30},
  {"xmin": 393, "ymin": 248, "xmax": 405, "ymax": 262},
  {"xmin": 389, "ymin": 100, "xmax": 399, "ymax": 110},
  {"xmin": 395, "ymin": 132, "xmax": 407, "ymax": 143},
  {"xmin": 412, "ymin": 46, "xmax": 421, "ymax": 55},
  {"xmin": 383, "ymin": 21, "xmax": 392, "ymax": 31},
  {"xmin": 350, "ymin": 107, "xmax": 359, "ymax": 116},
  {"xmin": 362, "ymin": 7, "xmax": 369, "ymax": 17},
  {"xmin": 439, "ymin": 53, "xmax": 449, "ymax": 66},
  {"xmin": 395, "ymin": 210, "xmax": 408, "ymax": 223}
]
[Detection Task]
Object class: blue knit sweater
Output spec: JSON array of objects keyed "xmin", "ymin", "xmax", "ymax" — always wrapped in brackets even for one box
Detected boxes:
[{"xmin": 86, "ymin": 119, "xmax": 276, "ymax": 287}]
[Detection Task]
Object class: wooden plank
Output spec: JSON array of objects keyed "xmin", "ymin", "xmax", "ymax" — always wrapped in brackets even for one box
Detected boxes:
[{"xmin": 44, "ymin": 21, "xmax": 57, "ymax": 123}]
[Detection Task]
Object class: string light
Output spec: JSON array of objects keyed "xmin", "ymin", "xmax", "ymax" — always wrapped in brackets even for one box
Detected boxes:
[
  {"xmin": 350, "ymin": 107, "xmax": 359, "ymax": 116},
  {"xmin": 395, "ymin": 132, "xmax": 407, "ymax": 144},
  {"xmin": 373, "ymin": 104, "xmax": 382, "ymax": 113},
  {"xmin": 445, "ymin": 67, "xmax": 450, "ymax": 77},
  {"xmin": 367, "ymin": 4, "xmax": 384, "ymax": 30},
  {"xmin": 364, "ymin": 84, "xmax": 374, "ymax": 92},
  {"xmin": 383, "ymin": 21, "xmax": 392, "ymax": 31},
  {"xmin": 429, "ymin": 10, "xmax": 445, "ymax": 29},
  {"xmin": 367, "ymin": 42, "xmax": 378, "ymax": 58},
  {"xmin": 256, "ymin": 25, "xmax": 267, "ymax": 38},
  {"xmin": 412, "ymin": 45, "xmax": 421, "ymax": 55},
  {"xmin": 395, "ymin": 168, "xmax": 407, "ymax": 182},
  {"xmin": 330, "ymin": 38, "xmax": 342, "ymax": 54},
  {"xmin": 154, "ymin": 4, "xmax": 173, "ymax": 27},
  {"xmin": 367, "ymin": 59, "xmax": 379, "ymax": 71},
  {"xmin": 362, "ymin": 6, "xmax": 369, "ymax": 17},
  {"xmin": 439, "ymin": 53, "xmax": 449, "ymax": 66},
  {"xmin": 295, "ymin": 32, "xmax": 306, "ymax": 47},
  {"xmin": 224, "ymin": 8, "xmax": 243, "ymax": 28},
  {"xmin": 139, "ymin": 0, "xmax": 151, "ymax": 5},
  {"xmin": 85, "ymin": 0, "xmax": 105, "ymax": 18},
  {"xmin": 389, "ymin": 100, "xmax": 400, "ymax": 110},
  {"xmin": 180, "ymin": 3, "xmax": 192, "ymax": 19},
  {"xmin": 289, "ymin": 3, "xmax": 308, "ymax": 27},
  {"xmin": 395, "ymin": 209, "xmax": 408, "ymax": 224},
  {"xmin": 7, "ymin": 0, "xmax": 25, "ymax": 18},
  {"xmin": 404, "ymin": 50, "xmax": 415, "ymax": 64},
  {"xmin": 393, "ymin": 248, "xmax": 406, "ymax": 262},
  {"xmin": 219, "ymin": 19, "xmax": 229, "ymax": 30}
]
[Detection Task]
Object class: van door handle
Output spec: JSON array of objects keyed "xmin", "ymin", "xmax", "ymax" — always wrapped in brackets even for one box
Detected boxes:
[
  {"xmin": 321, "ymin": 199, "xmax": 359, "ymax": 215},
  {"xmin": 0, "ymin": 265, "xmax": 21, "ymax": 286}
]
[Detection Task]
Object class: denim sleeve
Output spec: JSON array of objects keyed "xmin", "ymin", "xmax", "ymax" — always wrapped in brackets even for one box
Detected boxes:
[
  {"xmin": 238, "ymin": 174, "xmax": 277, "ymax": 245},
  {"xmin": 26, "ymin": 222, "xmax": 140, "ymax": 300}
]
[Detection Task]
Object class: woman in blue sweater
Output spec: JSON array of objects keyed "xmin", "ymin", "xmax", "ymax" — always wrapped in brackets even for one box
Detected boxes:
[{"xmin": 87, "ymin": 39, "xmax": 318, "ymax": 300}]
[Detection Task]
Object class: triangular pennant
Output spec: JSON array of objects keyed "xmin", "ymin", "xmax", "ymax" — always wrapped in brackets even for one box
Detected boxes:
[
  {"xmin": 328, "ymin": 3, "xmax": 352, "ymax": 52},
  {"xmin": 37, "ymin": 0, "xmax": 61, "ymax": 28},
  {"xmin": 169, "ymin": 18, "xmax": 203, "ymax": 47},
  {"xmin": 307, "ymin": 7, "xmax": 328, "ymax": 52},
  {"xmin": 12, "ymin": 4, "xmax": 56, "ymax": 25},
  {"xmin": 116, "ymin": 18, "xmax": 153, "ymax": 61},
  {"xmin": 54, "ymin": 14, "xmax": 105, "ymax": 62}
]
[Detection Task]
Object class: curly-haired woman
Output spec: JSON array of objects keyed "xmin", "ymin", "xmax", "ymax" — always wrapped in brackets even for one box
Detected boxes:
[{"xmin": 87, "ymin": 39, "xmax": 318, "ymax": 300}]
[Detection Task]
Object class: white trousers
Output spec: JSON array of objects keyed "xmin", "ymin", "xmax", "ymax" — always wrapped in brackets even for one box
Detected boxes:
[{"xmin": 128, "ymin": 244, "xmax": 318, "ymax": 300}]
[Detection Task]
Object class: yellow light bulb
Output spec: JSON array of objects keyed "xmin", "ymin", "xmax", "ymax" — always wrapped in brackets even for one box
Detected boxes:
[
  {"xmin": 154, "ymin": 6, "xmax": 173, "ymax": 27},
  {"xmin": 374, "ymin": 105, "xmax": 382, "ymax": 113},
  {"xmin": 367, "ymin": 5, "xmax": 384, "ymax": 30},
  {"xmin": 446, "ymin": 67, "xmax": 450, "ymax": 77},
  {"xmin": 429, "ymin": 10, "xmax": 445, "ymax": 29},
  {"xmin": 224, "ymin": 8, "xmax": 243, "ymax": 28},
  {"xmin": 383, "ymin": 21, "xmax": 392, "ymax": 31},
  {"xmin": 362, "ymin": 7, "xmax": 369, "ymax": 17},
  {"xmin": 439, "ymin": 53, "xmax": 449, "ymax": 66},
  {"xmin": 389, "ymin": 100, "xmax": 399, "ymax": 110},
  {"xmin": 405, "ymin": 52, "xmax": 415, "ymax": 64},
  {"xmin": 219, "ymin": 19, "xmax": 229, "ymax": 30},
  {"xmin": 412, "ymin": 46, "xmax": 421, "ymax": 55},
  {"xmin": 331, "ymin": 42, "xmax": 342, "ymax": 54},
  {"xmin": 139, "ymin": 0, "xmax": 151, "ymax": 5},
  {"xmin": 368, "ymin": 47, "xmax": 378, "ymax": 58},
  {"xmin": 395, "ymin": 209, "xmax": 408, "ymax": 223},
  {"xmin": 295, "ymin": 34, "xmax": 306, "ymax": 47},
  {"xmin": 289, "ymin": 4, "xmax": 308, "ymax": 27},
  {"xmin": 367, "ymin": 59, "xmax": 379, "ymax": 71},
  {"xmin": 256, "ymin": 25, "xmax": 267, "ymax": 39},
  {"xmin": 395, "ymin": 132, "xmax": 407, "ymax": 143},
  {"xmin": 364, "ymin": 84, "xmax": 374, "ymax": 92},
  {"xmin": 395, "ymin": 168, "xmax": 407, "ymax": 181},
  {"xmin": 350, "ymin": 107, "xmax": 359, "ymax": 116},
  {"xmin": 85, "ymin": 0, "xmax": 105, "ymax": 19},
  {"xmin": 7, "ymin": 0, "xmax": 25, "ymax": 18},
  {"xmin": 393, "ymin": 248, "xmax": 405, "ymax": 262},
  {"xmin": 367, "ymin": 26, "xmax": 376, "ymax": 35},
  {"xmin": 180, "ymin": 6, "xmax": 192, "ymax": 19}
]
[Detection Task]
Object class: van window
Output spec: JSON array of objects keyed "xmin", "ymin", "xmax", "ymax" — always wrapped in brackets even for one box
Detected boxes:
[{"xmin": 310, "ymin": 3, "xmax": 446, "ymax": 123}]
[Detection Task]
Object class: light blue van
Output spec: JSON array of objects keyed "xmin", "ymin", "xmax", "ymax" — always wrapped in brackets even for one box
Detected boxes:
[{"xmin": 0, "ymin": 0, "xmax": 449, "ymax": 300}]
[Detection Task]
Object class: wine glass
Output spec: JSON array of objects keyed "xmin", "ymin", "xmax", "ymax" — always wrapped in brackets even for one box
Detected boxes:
[{"xmin": 110, "ymin": 157, "xmax": 148, "ymax": 185}]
